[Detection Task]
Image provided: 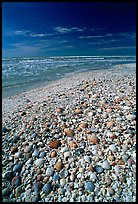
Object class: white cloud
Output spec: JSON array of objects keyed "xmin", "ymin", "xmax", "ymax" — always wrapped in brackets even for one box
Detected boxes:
[
  {"xmin": 79, "ymin": 35, "xmax": 103, "ymax": 39},
  {"xmin": 100, "ymin": 46, "xmax": 136, "ymax": 50},
  {"xmin": 54, "ymin": 26, "xmax": 86, "ymax": 34},
  {"xmin": 54, "ymin": 27, "xmax": 73, "ymax": 34},
  {"xmin": 14, "ymin": 30, "xmax": 54, "ymax": 37}
]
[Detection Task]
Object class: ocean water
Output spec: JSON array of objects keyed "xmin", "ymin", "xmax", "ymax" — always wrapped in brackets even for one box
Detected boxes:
[{"xmin": 2, "ymin": 56, "xmax": 136, "ymax": 98}]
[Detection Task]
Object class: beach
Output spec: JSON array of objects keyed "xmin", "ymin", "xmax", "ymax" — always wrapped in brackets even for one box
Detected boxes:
[{"xmin": 2, "ymin": 63, "xmax": 136, "ymax": 202}]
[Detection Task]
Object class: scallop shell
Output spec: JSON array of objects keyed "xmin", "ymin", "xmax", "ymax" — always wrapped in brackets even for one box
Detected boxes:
[
  {"xmin": 64, "ymin": 128, "xmax": 74, "ymax": 137},
  {"xmin": 54, "ymin": 161, "xmax": 64, "ymax": 171},
  {"xmin": 87, "ymin": 135, "xmax": 99, "ymax": 144}
]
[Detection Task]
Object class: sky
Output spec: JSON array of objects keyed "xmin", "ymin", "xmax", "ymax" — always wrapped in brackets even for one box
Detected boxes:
[{"xmin": 2, "ymin": 2, "xmax": 136, "ymax": 57}]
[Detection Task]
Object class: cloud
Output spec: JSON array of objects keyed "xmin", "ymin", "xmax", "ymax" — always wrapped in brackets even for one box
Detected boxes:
[
  {"xmin": 54, "ymin": 26, "xmax": 86, "ymax": 34},
  {"xmin": 79, "ymin": 35, "xmax": 103, "ymax": 39},
  {"xmin": 14, "ymin": 30, "xmax": 54, "ymax": 37},
  {"xmin": 100, "ymin": 46, "xmax": 136, "ymax": 50}
]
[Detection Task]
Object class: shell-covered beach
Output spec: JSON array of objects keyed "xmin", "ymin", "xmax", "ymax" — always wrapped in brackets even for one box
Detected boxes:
[{"xmin": 2, "ymin": 63, "xmax": 136, "ymax": 202}]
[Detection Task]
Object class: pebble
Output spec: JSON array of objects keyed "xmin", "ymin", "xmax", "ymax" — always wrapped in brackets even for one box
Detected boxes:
[
  {"xmin": 33, "ymin": 182, "xmax": 43, "ymax": 192},
  {"xmin": 34, "ymin": 158, "xmax": 45, "ymax": 167},
  {"xmin": 11, "ymin": 135, "xmax": 20, "ymax": 143},
  {"xmin": 2, "ymin": 127, "xmax": 9, "ymax": 133},
  {"xmin": 24, "ymin": 145, "xmax": 33, "ymax": 153},
  {"xmin": 31, "ymin": 193, "xmax": 40, "ymax": 202},
  {"xmin": 84, "ymin": 155, "xmax": 91, "ymax": 163},
  {"xmin": 75, "ymin": 148, "xmax": 84, "ymax": 155},
  {"xmin": 108, "ymin": 187, "xmax": 115, "ymax": 195},
  {"xmin": 2, "ymin": 64, "xmax": 136, "ymax": 202},
  {"xmin": 42, "ymin": 183, "xmax": 52, "ymax": 195},
  {"xmin": 12, "ymin": 176, "xmax": 22, "ymax": 187},
  {"xmin": 13, "ymin": 163, "xmax": 22, "ymax": 172},
  {"xmin": 2, "ymin": 188, "xmax": 11, "ymax": 197},
  {"xmin": 95, "ymin": 165, "xmax": 104, "ymax": 173},
  {"xmin": 109, "ymin": 144, "xmax": 117, "ymax": 152},
  {"xmin": 15, "ymin": 186, "xmax": 23, "ymax": 197},
  {"xmin": 85, "ymin": 181, "xmax": 95, "ymax": 192},
  {"xmin": 101, "ymin": 160, "xmax": 110, "ymax": 169},
  {"xmin": 52, "ymin": 173, "xmax": 60, "ymax": 181},
  {"xmin": 45, "ymin": 167, "xmax": 54, "ymax": 177},
  {"xmin": 3, "ymin": 171, "xmax": 12, "ymax": 179},
  {"xmin": 89, "ymin": 172, "xmax": 97, "ymax": 181},
  {"xmin": 126, "ymin": 114, "xmax": 136, "ymax": 120},
  {"xmin": 39, "ymin": 151, "xmax": 46, "ymax": 158},
  {"xmin": 32, "ymin": 149, "xmax": 39, "ymax": 157}
]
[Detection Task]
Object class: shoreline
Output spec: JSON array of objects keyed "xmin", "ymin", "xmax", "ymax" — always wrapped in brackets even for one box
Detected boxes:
[
  {"xmin": 2, "ymin": 63, "xmax": 136, "ymax": 123},
  {"xmin": 2, "ymin": 63, "xmax": 136, "ymax": 202}
]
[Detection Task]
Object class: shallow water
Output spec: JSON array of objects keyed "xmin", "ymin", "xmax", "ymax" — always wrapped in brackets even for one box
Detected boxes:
[{"xmin": 2, "ymin": 56, "xmax": 136, "ymax": 98}]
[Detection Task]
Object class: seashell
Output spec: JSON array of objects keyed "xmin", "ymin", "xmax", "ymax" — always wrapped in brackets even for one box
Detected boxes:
[
  {"xmin": 89, "ymin": 172, "xmax": 97, "ymax": 181},
  {"xmin": 60, "ymin": 178, "xmax": 66, "ymax": 186},
  {"xmin": 14, "ymin": 152, "xmax": 22, "ymax": 159},
  {"xmin": 56, "ymin": 108, "xmax": 63, "ymax": 113},
  {"xmin": 50, "ymin": 150, "xmax": 57, "ymax": 158},
  {"xmin": 60, "ymin": 147, "xmax": 69, "ymax": 153},
  {"xmin": 64, "ymin": 128, "xmax": 74, "ymax": 137},
  {"xmin": 126, "ymin": 114, "xmax": 136, "ymax": 120},
  {"xmin": 79, "ymin": 122, "xmax": 88, "ymax": 129},
  {"xmin": 74, "ymin": 108, "xmax": 82, "ymax": 114},
  {"xmin": 49, "ymin": 140, "xmax": 61, "ymax": 149},
  {"xmin": 106, "ymin": 121, "xmax": 114, "ymax": 127},
  {"xmin": 54, "ymin": 161, "xmax": 64, "ymax": 171},
  {"xmin": 87, "ymin": 165, "xmax": 95, "ymax": 172},
  {"xmin": 107, "ymin": 155, "xmax": 115, "ymax": 161},
  {"xmin": 108, "ymin": 187, "xmax": 115, "ymax": 195},
  {"xmin": 104, "ymin": 176, "xmax": 112, "ymax": 185},
  {"xmin": 84, "ymin": 156, "xmax": 91, "ymax": 163},
  {"xmin": 117, "ymin": 159, "xmax": 125, "ymax": 165},
  {"xmin": 24, "ymin": 145, "xmax": 33, "ymax": 153},
  {"xmin": 87, "ymin": 112, "xmax": 93, "ymax": 117},
  {"xmin": 87, "ymin": 135, "xmax": 99, "ymax": 144},
  {"xmin": 70, "ymin": 174, "xmax": 75, "ymax": 181},
  {"xmin": 64, "ymin": 151, "xmax": 71, "ymax": 160},
  {"xmin": 68, "ymin": 141, "xmax": 78, "ymax": 148},
  {"xmin": 11, "ymin": 146, "xmax": 18, "ymax": 153},
  {"xmin": 106, "ymin": 108, "xmax": 112, "ymax": 113}
]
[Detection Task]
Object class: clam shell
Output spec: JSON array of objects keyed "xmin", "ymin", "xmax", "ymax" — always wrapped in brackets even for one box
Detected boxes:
[{"xmin": 54, "ymin": 161, "xmax": 64, "ymax": 171}]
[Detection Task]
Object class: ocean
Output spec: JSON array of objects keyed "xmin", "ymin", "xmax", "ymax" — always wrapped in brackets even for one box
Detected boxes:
[{"xmin": 2, "ymin": 56, "xmax": 136, "ymax": 98}]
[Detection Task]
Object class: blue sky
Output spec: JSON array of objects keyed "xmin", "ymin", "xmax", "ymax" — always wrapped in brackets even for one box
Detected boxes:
[{"xmin": 2, "ymin": 2, "xmax": 136, "ymax": 57}]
